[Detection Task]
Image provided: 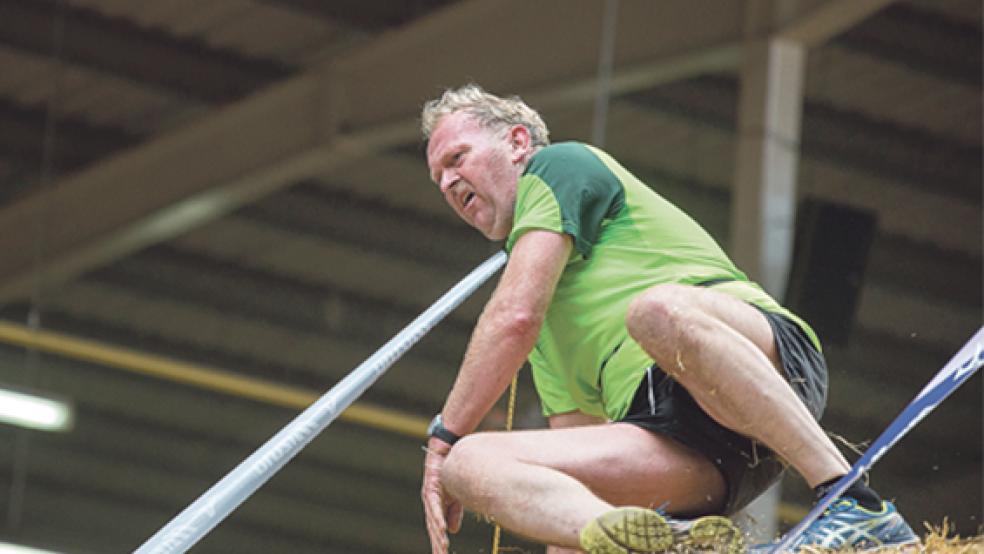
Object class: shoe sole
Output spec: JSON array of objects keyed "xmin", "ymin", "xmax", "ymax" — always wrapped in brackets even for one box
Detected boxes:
[
  {"xmin": 679, "ymin": 515, "xmax": 745, "ymax": 553},
  {"xmin": 580, "ymin": 507, "xmax": 674, "ymax": 553},
  {"xmin": 857, "ymin": 538, "xmax": 922, "ymax": 553}
]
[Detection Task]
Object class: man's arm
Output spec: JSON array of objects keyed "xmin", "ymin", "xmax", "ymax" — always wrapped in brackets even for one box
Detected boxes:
[
  {"xmin": 422, "ymin": 229, "xmax": 571, "ymax": 554},
  {"xmin": 440, "ymin": 229, "xmax": 572, "ymax": 438}
]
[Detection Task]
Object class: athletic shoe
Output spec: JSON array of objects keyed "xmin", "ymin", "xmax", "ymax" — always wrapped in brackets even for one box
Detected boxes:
[
  {"xmin": 580, "ymin": 507, "xmax": 672, "ymax": 554},
  {"xmin": 579, "ymin": 507, "xmax": 744, "ymax": 553},
  {"xmin": 670, "ymin": 514, "xmax": 745, "ymax": 553},
  {"xmin": 779, "ymin": 498, "xmax": 919, "ymax": 552}
]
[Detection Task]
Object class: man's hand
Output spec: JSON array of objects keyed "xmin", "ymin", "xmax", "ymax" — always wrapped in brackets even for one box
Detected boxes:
[{"xmin": 422, "ymin": 437, "xmax": 463, "ymax": 554}]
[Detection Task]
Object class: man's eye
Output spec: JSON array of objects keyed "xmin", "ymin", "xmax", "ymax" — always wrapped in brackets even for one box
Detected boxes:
[{"xmin": 453, "ymin": 152, "xmax": 463, "ymax": 164}]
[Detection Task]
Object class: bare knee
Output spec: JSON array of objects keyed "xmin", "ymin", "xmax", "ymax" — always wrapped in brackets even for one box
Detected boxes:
[
  {"xmin": 441, "ymin": 434, "xmax": 503, "ymax": 511},
  {"xmin": 626, "ymin": 285, "xmax": 703, "ymax": 352},
  {"xmin": 626, "ymin": 285, "xmax": 729, "ymax": 387},
  {"xmin": 441, "ymin": 434, "xmax": 482, "ymax": 496}
]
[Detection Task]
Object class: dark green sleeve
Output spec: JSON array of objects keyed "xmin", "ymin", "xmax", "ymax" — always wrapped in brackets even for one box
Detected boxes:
[{"xmin": 523, "ymin": 143, "xmax": 624, "ymax": 258}]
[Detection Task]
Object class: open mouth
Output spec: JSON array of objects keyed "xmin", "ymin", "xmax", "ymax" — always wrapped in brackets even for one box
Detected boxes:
[{"xmin": 463, "ymin": 192, "xmax": 475, "ymax": 209}]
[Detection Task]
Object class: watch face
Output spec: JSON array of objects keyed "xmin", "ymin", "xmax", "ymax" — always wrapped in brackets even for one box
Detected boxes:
[{"xmin": 427, "ymin": 415, "xmax": 441, "ymax": 436}]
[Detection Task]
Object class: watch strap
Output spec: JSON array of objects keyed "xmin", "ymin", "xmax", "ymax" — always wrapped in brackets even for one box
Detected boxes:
[{"xmin": 428, "ymin": 414, "xmax": 461, "ymax": 445}]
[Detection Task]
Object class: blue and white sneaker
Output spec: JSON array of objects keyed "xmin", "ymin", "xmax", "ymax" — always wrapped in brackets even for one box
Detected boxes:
[{"xmin": 785, "ymin": 498, "xmax": 919, "ymax": 551}]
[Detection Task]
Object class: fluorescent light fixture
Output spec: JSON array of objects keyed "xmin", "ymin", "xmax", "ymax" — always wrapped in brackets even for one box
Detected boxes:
[
  {"xmin": 0, "ymin": 388, "xmax": 73, "ymax": 432},
  {"xmin": 0, "ymin": 542, "xmax": 66, "ymax": 554}
]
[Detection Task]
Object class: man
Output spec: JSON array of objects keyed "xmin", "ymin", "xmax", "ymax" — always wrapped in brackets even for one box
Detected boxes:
[{"xmin": 418, "ymin": 84, "xmax": 916, "ymax": 553}]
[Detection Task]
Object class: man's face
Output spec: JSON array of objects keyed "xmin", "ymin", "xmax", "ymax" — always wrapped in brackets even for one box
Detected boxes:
[{"xmin": 426, "ymin": 111, "xmax": 523, "ymax": 240}]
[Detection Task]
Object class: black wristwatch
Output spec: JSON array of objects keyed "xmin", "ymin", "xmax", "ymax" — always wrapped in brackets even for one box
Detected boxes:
[{"xmin": 427, "ymin": 414, "xmax": 462, "ymax": 445}]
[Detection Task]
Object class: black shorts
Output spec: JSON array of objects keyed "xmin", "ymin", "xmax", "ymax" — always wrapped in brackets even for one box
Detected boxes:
[{"xmin": 616, "ymin": 307, "xmax": 828, "ymax": 515}]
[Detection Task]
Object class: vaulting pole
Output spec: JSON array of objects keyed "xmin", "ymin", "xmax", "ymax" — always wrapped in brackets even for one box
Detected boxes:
[{"xmin": 134, "ymin": 251, "xmax": 508, "ymax": 554}]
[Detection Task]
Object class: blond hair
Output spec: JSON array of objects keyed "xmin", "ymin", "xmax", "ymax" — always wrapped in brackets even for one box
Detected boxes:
[{"xmin": 421, "ymin": 84, "xmax": 550, "ymax": 147}]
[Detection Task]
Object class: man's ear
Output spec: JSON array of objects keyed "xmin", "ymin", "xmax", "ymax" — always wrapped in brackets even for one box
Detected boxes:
[{"xmin": 508, "ymin": 125, "xmax": 532, "ymax": 163}]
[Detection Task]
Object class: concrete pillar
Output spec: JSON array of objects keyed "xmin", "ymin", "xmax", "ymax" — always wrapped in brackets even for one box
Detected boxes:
[
  {"xmin": 730, "ymin": 35, "xmax": 807, "ymax": 544},
  {"xmin": 731, "ymin": 37, "xmax": 806, "ymax": 297}
]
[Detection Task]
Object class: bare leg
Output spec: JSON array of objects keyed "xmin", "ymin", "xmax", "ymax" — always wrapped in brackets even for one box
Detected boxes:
[
  {"xmin": 545, "ymin": 413, "xmax": 608, "ymax": 553},
  {"xmin": 440, "ymin": 424, "xmax": 726, "ymax": 548},
  {"xmin": 625, "ymin": 284, "xmax": 849, "ymax": 487},
  {"xmin": 544, "ymin": 412, "xmax": 607, "ymax": 553}
]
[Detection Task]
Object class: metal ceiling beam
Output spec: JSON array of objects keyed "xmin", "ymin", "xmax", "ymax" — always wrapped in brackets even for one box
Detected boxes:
[
  {"xmin": 631, "ymin": 165, "xmax": 982, "ymax": 317},
  {"xmin": 596, "ymin": 100, "xmax": 980, "ymax": 257},
  {"xmin": 774, "ymin": 0, "xmax": 897, "ymax": 47},
  {"xmin": 0, "ymin": 0, "xmax": 291, "ymax": 103},
  {"xmin": 622, "ymin": 75, "xmax": 982, "ymax": 203},
  {"xmin": 165, "ymin": 213, "xmax": 494, "ymax": 326},
  {"xmin": 334, "ymin": 0, "xmax": 747, "ymax": 129},
  {"xmin": 314, "ymin": 152, "xmax": 469, "ymax": 221},
  {"xmin": 837, "ymin": 3, "xmax": 983, "ymax": 86},
  {"xmin": 239, "ymin": 183, "xmax": 485, "ymax": 271},
  {"xmin": 0, "ymin": 98, "xmax": 136, "ymax": 181},
  {"xmin": 0, "ymin": 0, "xmax": 788, "ymax": 303},
  {"xmin": 855, "ymin": 283, "xmax": 980, "ymax": 348},
  {"xmin": 0, "ymin": 70, "xmax": 345, "ymax": 305},
  {"xmin": 88, "ymin": 245, "xmax": 479, "ymax": 365},
  {"xmin": 867, "ymin": 235, "xmax": 981, "ymax": 307},
  {"xmin": 0, "ymin": 98, "xmax": 138, "ymax": 208},
  {"xmin": 262, "ymin": 0, "xmax": 457, "ymax": 31}
]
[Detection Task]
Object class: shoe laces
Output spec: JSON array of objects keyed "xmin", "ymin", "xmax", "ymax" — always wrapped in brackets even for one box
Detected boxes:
[{"xmin": 796, "ymin": 499, "xmax": 858, "ymax": 541}]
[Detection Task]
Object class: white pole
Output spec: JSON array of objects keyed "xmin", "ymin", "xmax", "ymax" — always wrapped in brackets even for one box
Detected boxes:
[{"xmin": 133, "ymin": 251, "xmax": 508, "ymax": 554}]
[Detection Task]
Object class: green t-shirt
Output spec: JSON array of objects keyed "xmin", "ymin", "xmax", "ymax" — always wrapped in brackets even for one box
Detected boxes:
[{"xmin": 505, "ymin": 142, "xmax": 819, "ymax": 421}]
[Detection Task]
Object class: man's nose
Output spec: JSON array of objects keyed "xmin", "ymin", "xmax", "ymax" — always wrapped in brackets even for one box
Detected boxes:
[{"xmin": 439, "ymin": 171, "xmax": 458, "ymax": 194}]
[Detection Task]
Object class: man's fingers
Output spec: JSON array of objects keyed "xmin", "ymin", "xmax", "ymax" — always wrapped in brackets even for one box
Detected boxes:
[
  {"xmin": 423, "ymin": 486, "xmax": 448, "ymax": 553},
  {"xmin": 424, "ymin": 490, "xmax": 447, "ymax": 532},
  {"xmin": 427, "ymin": 515, "xmax": 448, "ymax": 554},
  {"xmin": 422, "ymin": 445, "xmax": 453, "ymax": 553},
  {"xmin": 427, "ymin": 524, "xmax": 447, "ymax": 554},
  {"xmin": 426, "ymin": 516, "xmax": 448, "ymax": 554}
]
